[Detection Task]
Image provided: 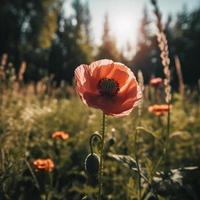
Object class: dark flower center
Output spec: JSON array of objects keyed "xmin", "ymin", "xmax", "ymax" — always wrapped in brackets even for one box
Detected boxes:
[{"xmin": 98, "ymin": 78, "xmax": 119, "ymax": 97}]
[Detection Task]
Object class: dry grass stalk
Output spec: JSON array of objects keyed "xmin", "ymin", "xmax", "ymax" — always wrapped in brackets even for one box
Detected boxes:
[
  {"xmin": 1, "ymin": 53, "xmax": 8, "ymax": 66},
  {"xmin": 151, "ymin": 0, "xmax": 171, "ymax": 104},
  {"xmin": 0, "ymin": 54, "xmax": 8, "ymax": 81},
  {"xmin": 137, "ymin": 70, "xmax": 144, "ymax": 118},
  {"xmin": 18, "ymin": 61, "xmax": 27, "ymax": 81}
]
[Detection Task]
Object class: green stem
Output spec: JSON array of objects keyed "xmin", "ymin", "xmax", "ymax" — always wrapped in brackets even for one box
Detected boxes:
[
  {"xmin": 163, "ymin": 102, "xmax": 171, "ymax": 170},
  {"xmin": 24, "ymin": 159, "xmax": 40, "ymax": 190},
  {"xmin": 135, "ymin": 128, "xmax": 141, "ymax": 200},
  {"xmin": 0, "ymin": 83, "xmax": 3, "ymax": 120},
  {"xmin": 167, "ymin": 103, "xmax": 171, "ymax": 139},
  {"xmin": 98, "ymin": 112, "xmax": 106, "ymax": 200}
]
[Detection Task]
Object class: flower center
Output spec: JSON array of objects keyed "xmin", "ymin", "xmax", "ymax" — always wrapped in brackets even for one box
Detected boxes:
[{"xmin": 98, "ymin": 78, "xmax": 119, "ymax": 97}]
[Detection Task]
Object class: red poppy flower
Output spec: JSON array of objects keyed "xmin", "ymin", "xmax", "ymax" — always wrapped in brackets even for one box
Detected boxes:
[
  {"xmin": 75, "ymin": 59, "xmax": 142, "ymax": 117},
  {"xmin": 150, "ymin": 77, "xmax": 162, "ymax": 87},
  {"xmin": 33, "ymin": 159, "xmax": 55, "ymax": 172},
  {"xmin": 52, "ymin": 131, "xmax": 69, "ymax": 140},
  {"xmin": 148, "ymin": 104, "xmax": 171, "ymax": 116}
]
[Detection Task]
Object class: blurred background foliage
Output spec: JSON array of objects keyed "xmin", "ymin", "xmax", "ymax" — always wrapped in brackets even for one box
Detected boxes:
[{"xmin": 0, "ymin": 0, "xmax": 200, "ymax": 86}]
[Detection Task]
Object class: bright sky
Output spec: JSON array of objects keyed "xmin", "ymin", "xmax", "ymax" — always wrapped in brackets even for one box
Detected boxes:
[{"xmin": 65, "ymin": 0, "xmax": 200, "ymax": 49}]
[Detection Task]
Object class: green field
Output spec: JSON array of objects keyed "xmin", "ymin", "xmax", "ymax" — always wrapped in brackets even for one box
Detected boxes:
[{"xmin": 0, "ymin": 81, "xmax": 199, "ymax": 200}]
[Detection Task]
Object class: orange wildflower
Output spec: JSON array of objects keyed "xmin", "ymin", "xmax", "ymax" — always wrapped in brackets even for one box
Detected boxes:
[
  {"xmin": 74, "ymin": 59, "xmax": 142, "ymax": 117},
  {"xmin": 148, "ymin": 104, "xmax": 171, "ymax": 116},
  {"xmin": 52, "ymin": 131, "xmax": 69, "ymax": 140},
  {"xmin": 149, "ymin": 77, "xmax": 162, "ymax": 87},
  {"xmin": 33, "ymin": 159, "xmax": 55, "ymax": 172}
]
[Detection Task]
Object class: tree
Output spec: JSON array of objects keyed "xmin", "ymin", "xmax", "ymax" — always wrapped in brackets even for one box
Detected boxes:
[
  {"xmin": 0, "ymin": 0, "xmax": 63, "ymax": 81},
  {"xmin": 48, "ymin": 0, "xmax": 94, "ymax": 83},
  {"xmin": 96, "ymin": 14, "xmax": 120, "ymax": 61},
  {"xmin": 172, "ymin": 5, "xmax": 200, "ymax": 86},
  {"xmin": 131, "ymin": 7, "xmax": 161, "ymax": 83}
]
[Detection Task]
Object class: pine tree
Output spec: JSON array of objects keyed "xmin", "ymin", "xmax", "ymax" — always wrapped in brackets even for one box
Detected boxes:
[
  {"xmin": 131, "ymin": 6, "xmax": 159, "ymax": 83},
  {"xmin": 96, "ymin": 14, "xmax": 120, "ymax": 61},
  {"xmin": 0, "ymin": 0, "xmax": 63, "ymax": 82},
  {"xmin": 173, "ymin": 5, "xmax": 200, "ymax": 86},
  {"xmin": 48, "ymin": 0, "xmax": 93, "ymax": 83}
]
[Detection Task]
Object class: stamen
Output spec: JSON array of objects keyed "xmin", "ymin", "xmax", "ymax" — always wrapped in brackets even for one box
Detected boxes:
[{"xmin": 98, "ymin": 78, "xmax": 119, "ymax": 97}]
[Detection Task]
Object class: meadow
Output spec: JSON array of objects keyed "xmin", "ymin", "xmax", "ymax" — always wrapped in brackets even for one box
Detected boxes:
[{"xmin": 0, "ymin": 69, "xmax": 199, "ymax": 199}]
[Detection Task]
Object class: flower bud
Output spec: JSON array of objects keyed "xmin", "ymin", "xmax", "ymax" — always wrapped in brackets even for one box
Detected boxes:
[
  {"xmin": 108, "ymin": 137, "xmax": 116, "ymax": 146},
  {"xmin": 85, "ymin": 153, "xmax": 100, "ymax": 176}
]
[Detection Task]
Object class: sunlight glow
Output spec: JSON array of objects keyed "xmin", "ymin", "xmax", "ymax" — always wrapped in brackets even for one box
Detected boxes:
[{"xmin": 110, "ymin": 13, "xmax": 139, "ymax": 55}]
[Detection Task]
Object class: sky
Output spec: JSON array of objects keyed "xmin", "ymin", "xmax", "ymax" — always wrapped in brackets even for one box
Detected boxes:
[{"xmin": 65, "ymin": 0, "xmax": 200, "ymax": 49}]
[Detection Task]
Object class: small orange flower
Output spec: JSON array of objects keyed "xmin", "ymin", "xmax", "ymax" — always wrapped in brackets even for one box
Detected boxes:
[
  {"xmin": 150, "ymin": 77, "xmax": 162, "ymax": 87},
  {"xmin": 52, "ymin": 131, "xmax": 69, "ymax": 140},
  {"xmin": 33, "ymin": 159, "xmax": 55, "ymax": 172},
  {"xmin": 148, "ymin": 104, "xmax": 171, "ymax": 116},
  {"xmin": 74, "ymin": 59, "xmax": 142, "ymax": 117}
]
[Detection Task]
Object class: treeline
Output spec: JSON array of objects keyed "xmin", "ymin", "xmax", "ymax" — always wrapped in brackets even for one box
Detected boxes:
[{"xmin": 0, "ymin": 0, "xmax": 199, "ymax": 86}]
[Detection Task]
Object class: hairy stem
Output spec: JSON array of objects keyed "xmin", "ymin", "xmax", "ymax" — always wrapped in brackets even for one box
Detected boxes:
[
  {"xmin": 135, "ymin": 128, "xmax": 142, "ymax": 200},
  {"xmin": 163, "ymin": 102, "xmax": 171, "ymax": 170},
  {"xmin": 98, "ymin": 112, "xmax": 106, "ymax": 200}
]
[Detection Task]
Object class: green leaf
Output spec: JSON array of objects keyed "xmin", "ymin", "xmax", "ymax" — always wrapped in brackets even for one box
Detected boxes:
[
  {"xmin": 107, "ymin": 153, "xmax": 150, "ymax": 184},
  {"xmin": 107, "ymin": 153, "xmax": 138, "ymax": 171},
  {"xmin": 136, "ymin": 126, "xmax": 160, "ymax": 138},
  {"xmin": 169, "ymin": 131, "xmax": 191, "ymax": 140}
]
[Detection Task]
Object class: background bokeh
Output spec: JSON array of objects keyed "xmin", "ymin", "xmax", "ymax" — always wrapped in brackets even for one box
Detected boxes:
[{"xmin": 0, "ymin": 0, "xmax": 200, "ymax": 86}]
